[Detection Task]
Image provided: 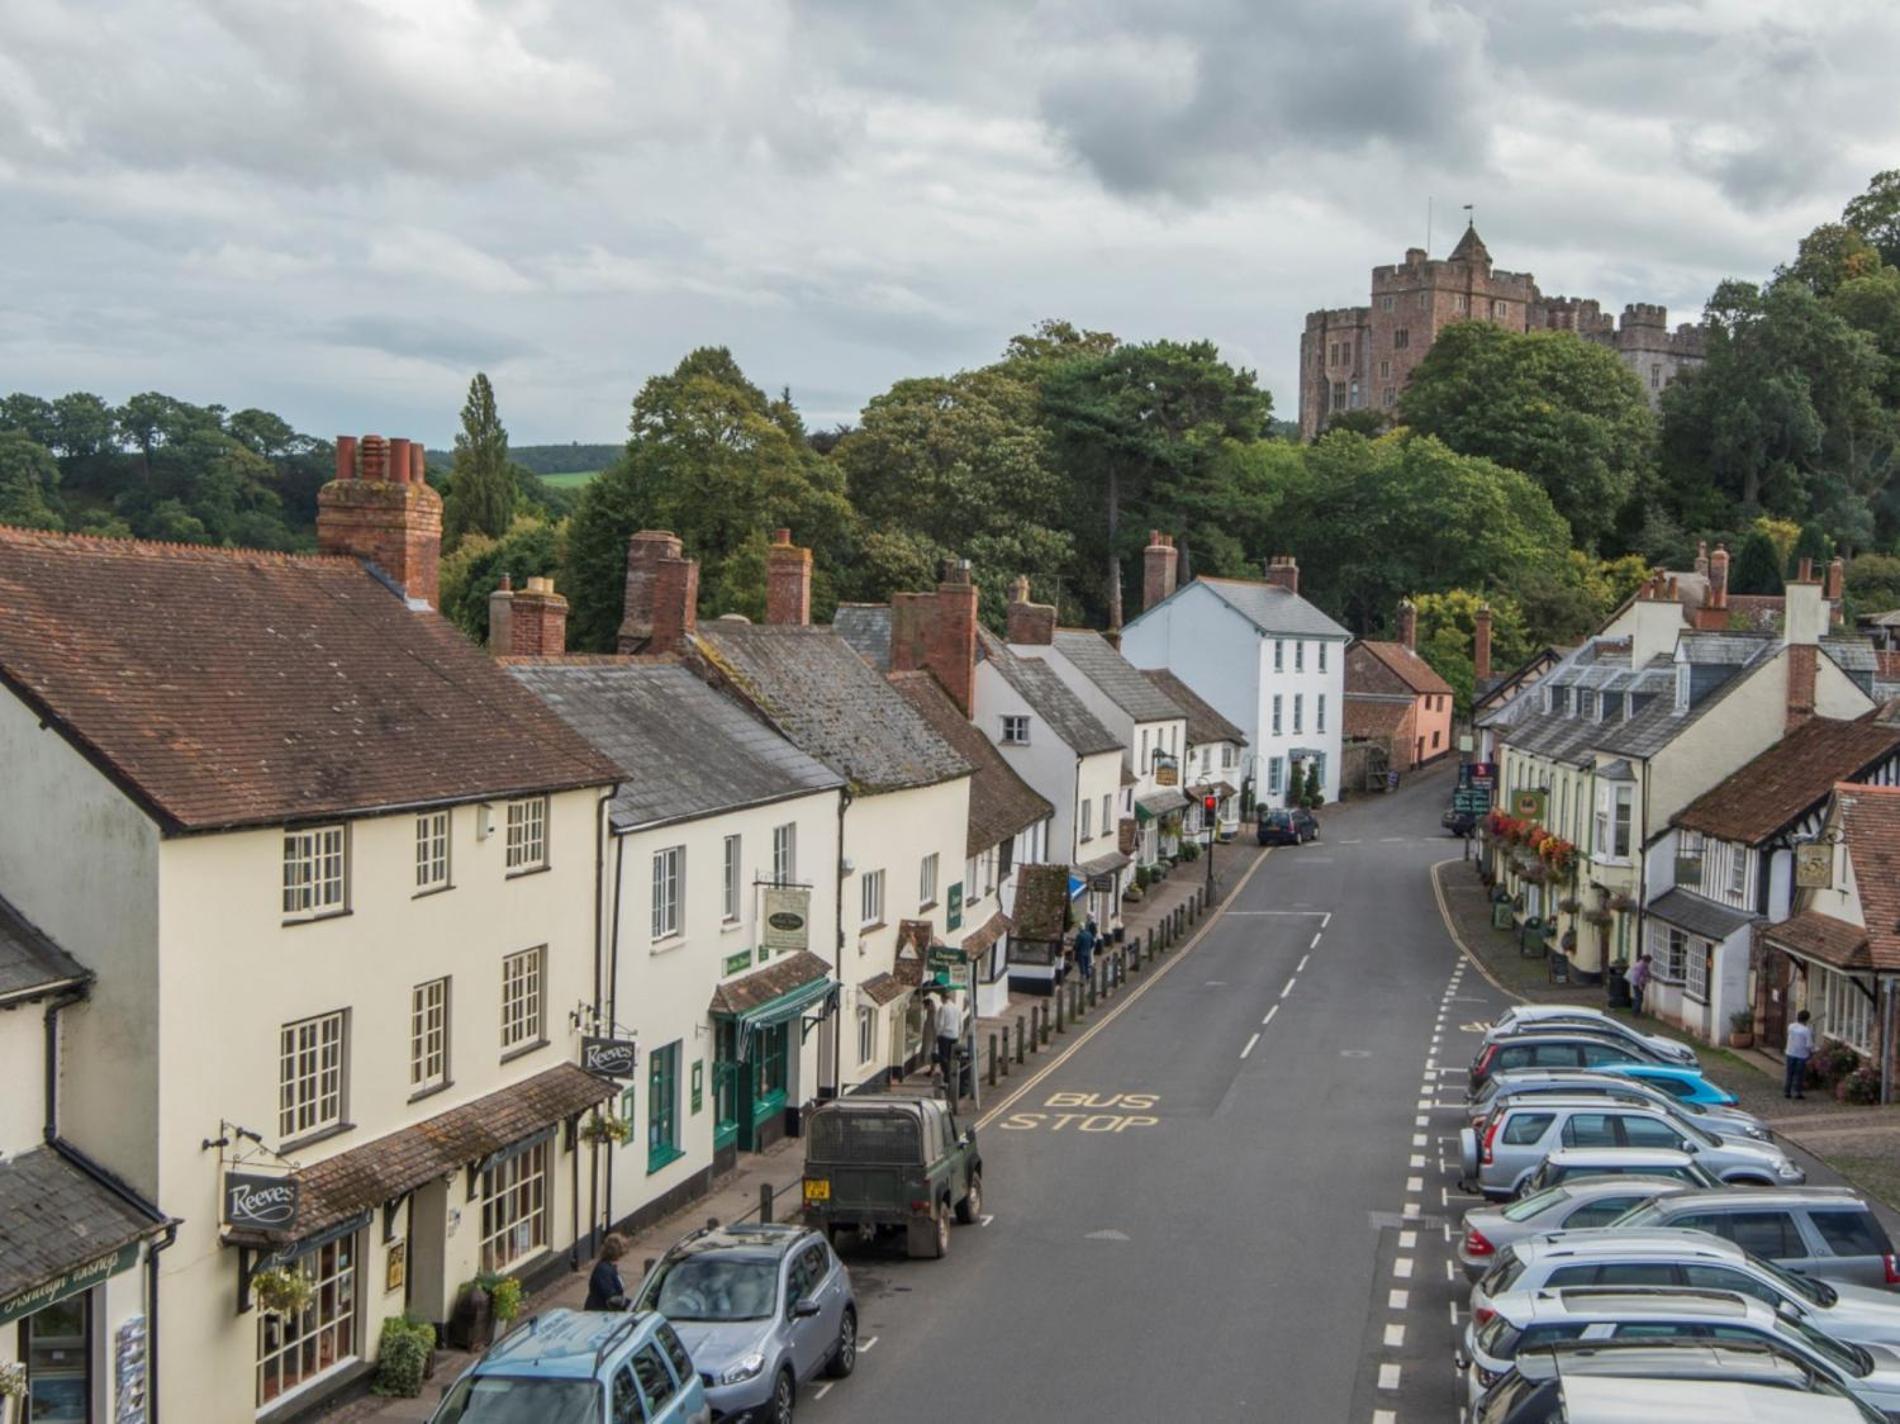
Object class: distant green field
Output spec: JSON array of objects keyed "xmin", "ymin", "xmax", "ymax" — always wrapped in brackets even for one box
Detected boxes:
[{"xmin": 539, "ymin": 470, "xmax": 600, "ymax": 489}]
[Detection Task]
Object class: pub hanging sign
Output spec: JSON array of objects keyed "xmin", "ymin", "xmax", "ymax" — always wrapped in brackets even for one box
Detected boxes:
[
  {"xmin": 581, "ymin": 1036, "xmax": 639, "ymax": 1079},
  {"xmin": 223, "ymin": 1171, "xmax": 300, "ymax": 1234},
  {"xmin": 1153, "ymin": 752, "xmax": 1180, "ymax": 788},
  {"xmin": 761, "ymin": 887, "xmax": 811, "ymax": 955}
]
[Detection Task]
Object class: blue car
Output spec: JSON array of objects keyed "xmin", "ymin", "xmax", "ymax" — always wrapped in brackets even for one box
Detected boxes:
[
  {"xmin": 429, "ymin": 1308, "xmax": 710, "ymax": 1424},
  {"xmin": 1596, "ymin": 1062, "xmax": 1740, "ymax": 1109}
]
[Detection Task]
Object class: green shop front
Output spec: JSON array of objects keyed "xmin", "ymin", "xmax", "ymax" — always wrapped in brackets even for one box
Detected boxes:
[{"xmin": 708, "ymin": 950, "xmax": 839, "ymax": 1162}]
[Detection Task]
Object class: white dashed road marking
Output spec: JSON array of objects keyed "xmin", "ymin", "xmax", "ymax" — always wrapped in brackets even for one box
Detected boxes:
[
  {"xmin": 1378, "ymin": 1363, "xmax": 1401, "ymax": 1389},
  {"xmin": 1240, "ymin": 1032, "xmax": 1260, "ymax": 1060}
]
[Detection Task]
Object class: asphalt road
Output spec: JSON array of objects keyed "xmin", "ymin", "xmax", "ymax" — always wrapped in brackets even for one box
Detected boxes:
[{"xmin": 801, "ymin": 764, "xmax": 1509, "ymax": 1424}]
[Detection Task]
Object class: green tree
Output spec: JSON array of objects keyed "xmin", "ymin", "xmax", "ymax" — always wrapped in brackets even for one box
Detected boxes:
[
  {"xmin": 1396, "ymin": 322, "xmax": 1654, "ymax": 550},
  {"xmin": 438, "ymin": 517, "xmax": 565, "ymax": 642},
  {"xmin": 0, "ymin": 394, "xmax": 58, "ymax": 449},
  {"xmin": 0, "ymin": 431, "xmax": 61, "ymax": 529},
  {"xmin": 1319, "ymin": 408, "xmax": 1388, "ymax": 438},
  {"xmin": 1731, "ymin": 529, "xmax": 1785, "ymax": 595},
  {"xmin": 1779, "ymin": 222, "xmax": 1882, "ymax": 297},
  {"xmin": 1411, "ymin": 588, "xmax": 1532, "ymax": 716},
  {"xmin": 1845, "ymin": 552, "xmax": 1900, "ymax": 614},
  {"xmin": 1791, "ymin": 522, "xmax": 1836, "ymax": 574},
  {"xmin": 1844, "ymin": 170, "xmax": 1900, "ymax": 267},
  {"xmin": 1302, "ymin": 761, "xmax": 1322, "ymax": 808},
  {"xmin": 444, "ymin": 373, "xmax": 517, "ymax": 547}
]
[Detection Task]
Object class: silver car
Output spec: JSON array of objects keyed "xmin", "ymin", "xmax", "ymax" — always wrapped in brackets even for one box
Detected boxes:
[
  {"xmin": 1612, "ymin": 1187, "xmax": 1900, "ymax": 1291},
  {"xmin": 1460, "ymin": 1286, "xmax": 1900, "ymax": 1420},
  {"xmin": 1468, "ymin": 1229, "xmax": 1900, "ymax": 1354},
  {"xmin": 1470, "ymin": 1068, "xmax": 1771, "ymax": 1141},
  {"xmin": 1459, "ymin": 1097, "xmax": 1804, "ymax": 1200},
  {"xmin": 1458, "ymin": 1176, "xmax": 1696, "ymax": 1279},
  {"xmin": 1487, "ymin": 1004, "xmax": 1699, "ymax": 1067},
  {"xmin": 1517, "ymin": 1146, "xmax": 1722, "ymax": 1197},
  {"xmin": 635, "ymin": 1222, "xmax": 856, "ymax": 1424}
]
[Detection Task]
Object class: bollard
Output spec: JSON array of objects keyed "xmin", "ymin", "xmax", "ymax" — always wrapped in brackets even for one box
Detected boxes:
[
  {"xmin": 760, "ymin": 1182, "xmax": 775, "ymax": 1224},
  {"xmin": 1055, "ymin": 987, "xmax": 1067, "ymax": 1035},
  {"xmin": 1039, "ymin": 1004, "xmax": 1051, "ymax": 1046},
  {"xmin": 988, "ymin": 1033, "xmax": 999, "ymax": 1087},
  {"xmin": 1132, "ymin": 936, "xmax": 1142, "ymax": 972},
  {"xmin": 1087, "ymin": 964, "xmax": 1098, "ymax": 1007},
  {"xmin": 1016, "ymin": 1015, "xmax": 1026, "ymax": 1065}
]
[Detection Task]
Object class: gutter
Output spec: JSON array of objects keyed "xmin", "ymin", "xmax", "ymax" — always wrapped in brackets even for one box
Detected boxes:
[{"xmin": 603, "ymin": 828, "xmax": 626, "ymax": 1240}]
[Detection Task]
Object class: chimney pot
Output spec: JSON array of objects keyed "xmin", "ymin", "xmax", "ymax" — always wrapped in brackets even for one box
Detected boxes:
[
  {"xmin": 1396, "ymin": 598, "xmax": 1417, "ymax": 653},
  {"xmin": 773, "ymin": 528, "xmax": 791, "ymax": 546},
  {"xmin": 1694, "ymin": 539, "xmax": 1709, "ymax": 577},
  {"xmin": 488, "ymin": 579, "xmax": 514, "ymax": 656},
  {"xmin": 388, "ymin": 437, "xmax": 412, "ymax": 486},
  {"xmin": 764, "ymin": 529, "xmax": 813, "ymax": 626},
  {"xmin": 317, "ymin": 432, "xmax": 444, "ymax": 608},
  {"xmin": 360, "ymin": 435, "xmax": 388, "ymax": 482},
  {"xmin": 334, "ymin": 435, "xmax": 358, "ymax": 482},
  {"xmin": 618, "ymin": 530, "xmax": 684, "ymax": 652},
  {"xmin": 1799, "ymin": 557, "xmax": 1815, "ymax": 583}
]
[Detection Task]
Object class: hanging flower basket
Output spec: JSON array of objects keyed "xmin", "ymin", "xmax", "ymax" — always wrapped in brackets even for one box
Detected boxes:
[
  {"xmin": 1519, "ymin": 861, "xmax": 1550, "ymax": 884},
  {"xmin": 1608, "ymin": 892, "xmax": 1636, "ymax": 913},
  {"xmin": 1561, "ymin": 929, "xmax": 1577, "ymax": 951},
  {"xmin": 251, "ymin": 1266, "xmax": 314, "ymax": 1317},
  {"xmin": 581, "ymin": 1112, "xmax": 633, "ymax": 1146},
  {"xmin": 0, "ymin": 1363, "xmax": 26, "ymax": 1401},
  {"xmin": 1558, "ymin": 896, "xmax": 1581, "ymax": 914}
]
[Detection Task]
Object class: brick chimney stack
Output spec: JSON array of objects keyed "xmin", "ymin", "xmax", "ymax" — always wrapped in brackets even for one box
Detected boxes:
[
  {"xmin": 1783, "ymin": 561, "xmax": 1826, "ymax": 732},
  {"xmin": 650, "ymin": 555, "xmax": 700, "ymax": 656},
  {"xmin": 1263, "ymin": 555, "xmax": 1299, "ymax": 596},
  {"xmin": 1709, "ymin": 543, "xmax": 1729, "ymax": 610},
  {"xmin": 1006, "ymin": 575, "xmax": 1056, "ymax": 646},
  {"xmin": 509, "ymin": 577, "xmax": 568, "ymax": 658},
  {"xmin": 927, "ymin": 559, "xmax": 979, "ymax": 716},
  {"xmin": 1396, "ymin": 597, "xmax": 1417, "ymax": 652},
  {"xmin": 890, "ymin": 592, "xmax": 930, "ymax": 671},
  {"xmin": 1827, "ymin": 556, "xmax": 1845, "ymax": 627},
  {"xmin": 1693, "ymin": 539, "xmax": 1709, "ymax": 577},
  {"xmin": 1142, "ymin": 531, "xmax": 1178, "ymax": 612},
  {"xmin": 317, "ymin": 432, "xmax": 443, "ymax": 608},
  {"xmin": 488, "ymin": 574, "xmax": 514, "ymax": 655},
  {"xmin": 764, "ymin": 528, "xmax": 812, "ymax": 626},
  {"xmin": 618, "ymin": 530, "xmax": 684, "ymax": 652},
  {"xmin": 1474, "ymin": 602, "xmax": 1493, "ymax": 683}
]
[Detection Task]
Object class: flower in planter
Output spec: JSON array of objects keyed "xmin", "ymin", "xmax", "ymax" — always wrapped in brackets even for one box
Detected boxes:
[
  {"xmin": 250, "ymin": 1266, "xmax": 314, "ymax": 1317},
  {"xmin": 581, "ymin": 1111, "xmax": 633, "ymax": 1146},
  {"xmin": 0, "ymin": 1363, "xmax": 26, "ymax": 1401}
]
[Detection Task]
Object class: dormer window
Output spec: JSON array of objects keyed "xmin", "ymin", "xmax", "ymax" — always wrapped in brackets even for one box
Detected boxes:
[
  {"xmin": 1578, "ymin": 690, "xmax": 1595, "ymax": 720},
  {"xmin": 1541, "ymin": 687, "xmax": 1554, "ymax": 714}
]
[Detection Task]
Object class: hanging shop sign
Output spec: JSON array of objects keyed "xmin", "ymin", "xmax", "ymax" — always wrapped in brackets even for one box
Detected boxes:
[
  {"xmin": 926, "ymin": 945, "xmax": 969, "ymax": 977},
  {"xmin": 1794, "ymin": 842, "xmax": 1834, "ymax": 889},
  {"xmin": 581, "ymin": 1036, "xmax": 639, "ymax": 1079},
  {"xmin": 1511, "ymin": 788, "xmax": 1547, "ymax": 822},
  {"xmin": 947, "ymin": 882, "xmax": 964, "ymax": 932},
  {"xmin": 761, "ymin": 887, "xmax": 811, "ymax": 955},
  {"xmin": 224, "ymin": 1171, "xmax": 300, "ymax": 1234},
  {"xmin": 1153, "ymin": 752, "xmax": 1180, "ymax": 787},
  {"xmin": 0, "ymin": 1240, "xmax": 142, "ymax": 1328}
]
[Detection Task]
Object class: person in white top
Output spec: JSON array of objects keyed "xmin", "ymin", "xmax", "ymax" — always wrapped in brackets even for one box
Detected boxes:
[
  {"xmin": 934, "ymin": 993, "xmax": 963, "ymax": 1084},
  {"xmin": 1784, "ymin": 1009, "xmax": 1815, "ymax": 1100}
]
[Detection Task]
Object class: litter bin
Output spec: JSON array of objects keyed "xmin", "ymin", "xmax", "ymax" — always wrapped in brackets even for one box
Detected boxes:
[{"xmin": 1605, "ymin": 963, "xmax": 1631, "ymax": 1009}]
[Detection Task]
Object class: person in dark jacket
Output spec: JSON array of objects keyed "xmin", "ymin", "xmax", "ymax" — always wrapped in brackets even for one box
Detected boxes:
[{"xmin": 585, "ymin": 1233, "xmax": 629, "ymax": 1311}]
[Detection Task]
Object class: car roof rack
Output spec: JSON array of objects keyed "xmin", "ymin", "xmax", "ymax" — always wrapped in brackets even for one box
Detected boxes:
[{"xmin": 593, "ymin": 1313, "xmax": 643, "ymax": 1375}]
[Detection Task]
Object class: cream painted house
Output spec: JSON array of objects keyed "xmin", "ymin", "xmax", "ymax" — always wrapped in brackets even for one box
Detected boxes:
[
  {"xmin": 508, "ymin": 659, "xmax": 846, "ymax": 1233},
  {"xmin": 0, "ymin": 452, "xmax": 624, "ymax": 1422}
]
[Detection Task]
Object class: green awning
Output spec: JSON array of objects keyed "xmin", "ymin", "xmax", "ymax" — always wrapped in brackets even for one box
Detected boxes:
[{"xmin": 713, "ymin": 974, "xmax": 838, "ymax": 1061}]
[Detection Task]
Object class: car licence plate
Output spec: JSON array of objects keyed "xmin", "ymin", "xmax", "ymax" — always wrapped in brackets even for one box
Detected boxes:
[{"xmin": 803, "ymin": 1178, "xmax": 830, "ymax": 1202}]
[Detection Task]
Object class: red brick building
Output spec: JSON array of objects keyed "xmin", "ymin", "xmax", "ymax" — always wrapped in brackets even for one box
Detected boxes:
[{"xmin": 1343, "ymin": 601, "xmax": 1455, "ymax": 771}]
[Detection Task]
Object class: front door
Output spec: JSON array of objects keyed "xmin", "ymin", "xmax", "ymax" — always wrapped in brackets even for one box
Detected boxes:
[{"xmin": 1761, "ymin": 950, "xmax": 1794, "ymax": 1050}]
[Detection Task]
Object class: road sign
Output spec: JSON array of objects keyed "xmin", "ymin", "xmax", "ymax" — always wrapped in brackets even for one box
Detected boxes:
[
  {"xmin": 926, "ymin": 945, "xmax": 968, "ymax": 975},
  {"xmin": 1452, "ymin": 787, "xmax": 1492, "ymax": 814}
]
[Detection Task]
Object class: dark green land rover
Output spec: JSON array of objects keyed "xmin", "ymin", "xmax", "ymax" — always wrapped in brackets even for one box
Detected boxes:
[{"xmin": 801, "ymin": 1094, "xmax": 983, "ymax": 1260}]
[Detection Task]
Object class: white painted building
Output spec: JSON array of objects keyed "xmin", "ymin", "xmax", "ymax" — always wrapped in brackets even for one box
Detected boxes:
[{"xmin": 1119, "ymin": 557, "xmax": 1350, "ymax": 809}]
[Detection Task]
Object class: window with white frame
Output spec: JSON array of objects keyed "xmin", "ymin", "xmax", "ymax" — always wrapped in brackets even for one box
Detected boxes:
[
  {"xmin": 919, "ymin": 853, "xmax": 939, "ymax": 908},
  {"xmin": 1649, "ymin": 922, "xmax": 1687, "ymax": 983},
  {"xmin": 1274, "ymin": 640, "xmax": 1284, "ymax": 672},
  {"xmin": 1001, "ymin": 715, "xmax": 1030, "ymax": 745},
  {"xmin": 966, "ymin": 857, "xmax": 981, "ymax": 905},
  {"xmin": 255, "ymin": 1234, "xmax": 357, "ymax": 1406},
  {"xmin": 279, "ymin": 1010, "xmax": 346, "ymax": 1141},
  {"xmin": 772, "ymin": 823, "xmax": 796, "ymax": 885},
  {"xmin": 1101, "ymin": 794, "xmax": 1112, "ymax": 834},
  {"xmin": 283, "ymin": 824, "xmax": 347, "ymax": 919},
  {"xmin": 410, "ymin": 978, "xmax": 448, "ymax": 1092},
  {"xmin": 722, "ymin": 835, "xmax": 741, "ymax": 922},
  {"xmin": 1684, "ymin": 935, "xmax": 1709, "ymax": 1001},
  {"xmin": 857, "ymin": 1005, "xmax": 876, "ymax": 1064},
  {"xmin": 1294, "ymin": 642, "xmax": 1304, "ymax": 673},
  {"xmin": 1293, "ymin": 694, "xmax": 1304, "ymax": 734},
  {"xmin": 1818, "ymin": 967, "xmax": 1874, "ymax": 1055},
  {"xmin": 1726, "ymin": 845, "xmax": 1747, "ymax": 901},
  {"xmin": 1595, "ymin": 784, "xmax": 1633, "ymax": 860},
  {"xmin": 480, "ymin": 1140, "xmax": 549, "ymax": 1273},
  {"xmin": 500, "ymin": 947, "xmax": 544, "ymax": 1050},
  {"xmin": 1221, "ymin": 744, "xmax": 1235, "ymax": 769},
  {"xmin": 1317, "ymin": 695, "xmax": 1326, "ymax": 734},
  {"xmin": 1272, "ymin": 696, "xmax": 1283, "ymax": 735},
  {"xmin": 505, "ymin": 796, "xmax": 548, "ymax": 873},
  {"xmin": 1318, "ymin": 643, "xmax": 1328, "ymax": 673},
  {"xmin": 982, "ymin": 845, "xmax": 997, "ymax": 894},
  {"xmin": 415, "ymin": 811, "xmax": 450, "ymax": 893},
  {"xmin": 1079, "ymin": 798, "xmax": 1093, "ymax": 841},
  {"xmin": 652, "ymin": 846, "xmax": 683, "ymax": 939},
  {"xmin": 861, "ymin": 869, "xmax": 885, "ymax": 927},
  {"xmin": 1268, "ymin": 758, "xmax": 1283, "ymax": 793}
]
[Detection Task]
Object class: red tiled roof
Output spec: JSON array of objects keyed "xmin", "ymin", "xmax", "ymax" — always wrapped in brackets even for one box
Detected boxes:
[
  {"xmin": 0, "ymin": 528, "xmax": 620, "ymax": 832},
  {"xmin": 1674, "ymin": 717, "xmax": 1900, "ymax": 846},
  {"xmin": 1344, "ymin": 698, "xmax": 1410, "ymax": 740},
  {"xmin": 1349, "ymin": 640, "xmax": 1453, "ymax": 697},
  {"xmin": 1765, "ymin": 910, "xmax": 1870, "ymax": 971},
  {"xmin": 1838, "ymin": 784, "xmax": 1900, "ymax": 972},
  {"xmin": 889, "ymin": 670, "xmax": 1051, "ymax": 857},
  {"xmin": 707, "ymin": 950, "xmax": 832, "ymax": 1016}
]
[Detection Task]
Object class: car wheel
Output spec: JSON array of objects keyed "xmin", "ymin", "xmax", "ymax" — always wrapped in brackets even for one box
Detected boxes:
[
  {"xmin": 956, "ymin": 1173, "xmax": 982, "ymax": 1225},
  {"xmin": 906, "ymin": 1203, "xmax": 948, "ymax": 1260},
  {"xmin": 772, "ymin": 1368, "xmax": 795, "ymax": 1424},
  {"xmin": 825, "ymin": 1307, "xmax": 857, "ymax": 1379}
]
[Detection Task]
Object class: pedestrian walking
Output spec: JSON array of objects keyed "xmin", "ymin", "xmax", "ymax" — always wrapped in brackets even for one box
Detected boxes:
[
  {"xmin": 1627, "ymin": 953, "xmax": 1651, "ymax": 1016},
  {"xmin": 1784, "ymin": 1009, "xmax": 1816, "ymax": 1100},
  {"xmin": 584, "ymin": 1233, "xmax": 629, "ymax": 1311},
  {"xmin": 1073, "ymin": 917, "xmax": 1097, "ymax": 983},
  {"xmin": 934, "ymin": 991, "xmax": 963, "ymax": 1085}
]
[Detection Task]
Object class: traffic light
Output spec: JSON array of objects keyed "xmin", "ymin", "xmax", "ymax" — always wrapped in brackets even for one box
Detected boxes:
[{"xmin": 1203, "ymin": 795, "xmax": 1218, "ymax": 815}]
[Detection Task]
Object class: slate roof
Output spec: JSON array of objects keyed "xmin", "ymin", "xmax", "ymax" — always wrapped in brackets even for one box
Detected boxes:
[
  {"xmin": 0, "ymin": 528, "xmax": 620, "ymax": 832},
  {"xmin": 0, "ymin": 892, "xmax": 89, "ymax": 1006},
  {"xmin": 1140, "ymin": 669, "xmax": 1246, "ymax": 747},
  {"xmin": 707, "ymin": 950, "xmax": 833, "ymax": 1017},
  {"xmin": 889, "ymin": 671, "xmax": 1052, "ymax": 858},
  {"xmin": 227, "ymin": 1065, "xmax": 613, "ymax": 1247},
  {"xmin": 1136, "ymin": 788, "xmax": 1189, "ymax": 816},
  {"xmin": 1010, "ymin": 864, "xmax": 1072, "ymax": 941},
  {"xmin": 1077, "ymin": 848, "xmax": 1131, "ymax": 879},
  {"xmin": 694, "ymin": 623, "xmax": 970, "ymax": 795},
  {"xmin": 1178, "ymin": 576, "xmax": 1351, "ymax": 641},
  {"xmin": 1644, "ymin": 887, "xmax": 1756, "ymax": 942},
  {"xmin": 1838, "ymin": 784, "xmax": 1900, "ymax": 972},
  {"xmin": 1674, "ymin": 717, "xmax": 1900, "ymax": 846},
  {"xmin": 0, "ymin": 1146, "xmax": 165, "ymax": 1303},
  {"xmin": 832, "ymin": 604, "xmax": 892, "ymax": 673},
  {"xmin": 978, "ymin": 631, "xmax": 1120, "ymax": 756},
  {"xmin": 1593, "ymin": 640, "xmax": 1778, "ymax": 760},
  {"xmin": 1051, "ymin": 630, "xmax": 1185, "ymax": 724},
  {"xmin": 1349, "ymin": 640, "xmax": 1454, "ymax": 698},
  {"xmin": 509, "ymin": 660, "xmax": 842, "ymax": 833}
]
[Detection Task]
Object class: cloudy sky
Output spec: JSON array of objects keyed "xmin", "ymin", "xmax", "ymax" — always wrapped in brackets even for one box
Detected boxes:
[{"xmin": 2, "ymin": 0, "xmax": 1897, "ymax": 446}]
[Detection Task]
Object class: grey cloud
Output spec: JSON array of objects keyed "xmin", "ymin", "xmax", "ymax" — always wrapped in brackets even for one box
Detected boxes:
[{"xmin": 320, "ymin": 315, "xmax": 538, "ymax": 370}]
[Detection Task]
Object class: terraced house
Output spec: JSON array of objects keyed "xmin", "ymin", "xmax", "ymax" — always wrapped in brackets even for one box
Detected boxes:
[
  {"xmin": 0, "ymin": 435, "xmax": 624, "ymax": 1422},
  {"xmin": 1489, "ymin": 570, "xmax": 1873, "ymax": 984}
]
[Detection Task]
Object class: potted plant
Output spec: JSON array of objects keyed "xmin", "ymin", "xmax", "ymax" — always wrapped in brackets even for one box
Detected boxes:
[
  {"xmin": 250, "ymin": 1266, "xmax": 314, "ymax": 1317},
  {"xmin": 485, "ymin": 1274, "xmax": 524, "ymax": 1327},
  {"xmin": 373, "ymin": 1315, "xmax": 437, "ymax": 1398},
  {"xmin": 1728, "ymin": 1008, "xmax": 1755, "ymax": 1050},
  {"xmin": 1839, "ymin": 1064, "xmax": 1883, "ymax": 1105},
  {"xmin": 1609, "ymin": 891, "xmax": 1636, "ymax": 913}
]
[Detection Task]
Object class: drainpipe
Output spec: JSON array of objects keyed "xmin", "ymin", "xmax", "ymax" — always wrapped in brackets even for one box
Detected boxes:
[
  {"xmin": 833, "ymin": 787, "xmax": 853, "ymax": 1097},
  {"xmin": 602, "ymin": 832, "xmax": 625, "ymax": 1238},
  {"xmin": 42, "ymin": 986, "xmax": 88, "ymax": 1143},
  {"xmin": 1884, "ymin": 977, "xmax": 1896, "ymax": 1107}
]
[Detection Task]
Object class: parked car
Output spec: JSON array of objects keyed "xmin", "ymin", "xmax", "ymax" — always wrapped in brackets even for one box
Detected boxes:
[
  {"xmin": 800, "ymin": 1092, "xmax": 981, "ymax": 1259},
  {"xmin": 1610, "ymin": 1187, "xmax": 1900, "ymax": 1291},
  {"xmin": 1467, "ymin": 1032, "xmax": 1675, "ymax": 1097},
  {"xmin": 1443, "ymin": 806, "xmax": 1479, "ymax": 837},
  {"xmin": 1469, "ymin": 1068, "xmax": 1770, "ymax": 1141},
  {"xmin": 1458, "ymin": 1176, "xmax": 1697, "ymax": 1279},
  {"xmin": 1462, "ymin": 1297, "xmax": 1898, "ymax": 1423},
  {"xmin": 1467, "ymin": 1229, "xmax": 1900, "ymax": 1351},
  {"xmin": 1256, "ymin": 806, "xmax": 1319, "ymax": 845},
  {"xmin": 633, "ymin": 1223, "xmax": 855, "ymax": 1424},
  {"xmin": 1517, "ymin": 1147, "xmax": 1723, "ymax": 1197},
  {"xmin": 1466, "ymin": 1338, "xmax": 1884, "ymax": 1422},
  {"xmin": 1482, "ymin": 1008, "xmax": 1698, "ymax": 1068},
  {"xmin": 1594, "ymin": 1062, "xmax": 1743, "ymax": 1109},
  {"xmin": 1458, "ymin": 1098, "xmax": 1803, "ymax": 1200},
  {"xmin": 429, "ymin": 1308, "xmax": 711, "ymax": 1424}
]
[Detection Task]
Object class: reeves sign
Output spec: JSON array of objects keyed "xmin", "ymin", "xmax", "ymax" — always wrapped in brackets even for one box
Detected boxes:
[
  {"xmin": 224, "ymin": 1172, "xmax": 300, "ymax": 1233},
  {"xmin": 582, "ymin": 1036, "xmax": 638, "ymax": 1078}
]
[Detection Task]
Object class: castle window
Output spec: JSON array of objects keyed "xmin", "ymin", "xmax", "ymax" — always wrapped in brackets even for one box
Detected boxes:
[
  {"xmin": 1349, "ymin": 381, "xmax": 1360, "ymax": 407},
  {"xmin": 1491, "ymin": 299, "xmax": 1507, "ymax": 319},
  {"xmin": 1394, "ymin": 329, "xmax": 1409, "ymax": 350},
  {"xmin": 1380, "ymin": 295, "xmax": 1394, "ymax": 312},
  {"xmin": 1452, "ymin": 294, "xmax": 1469, "ymax": 314},
  {"xmin": 1382, "ymin": 387, "xmax": 1396, "ymax": 408},
  {"xmin": 1331, "ymin": 384, "xmax": 1347, "ymax": 412},
  {"xmin": 1378, "ymin": 359, "xmax": 1391, "ymax": 380},
  {"xmin": 1417, "ymin": 291, "xmax": 1428, "ymax": 309},
  {"xmin": 1651, "ymin": 363, "xmax": 1662, "ymax": 390}
]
